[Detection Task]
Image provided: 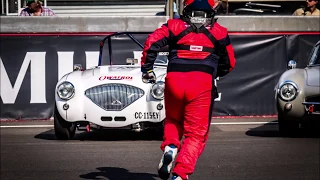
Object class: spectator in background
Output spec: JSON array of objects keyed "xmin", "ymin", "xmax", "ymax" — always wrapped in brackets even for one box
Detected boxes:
[
  {"xmin": 292, "ymin": 0, "xmax": 319, "ymax": 16},
  {"xmin": 19, "ymin": 0, "xmax": 55, "ymax": 16},
  {"xmin": 163, "ymin": 0, "xmax": 228, "ymax": 17},
  {"xmin": 164, "ymin": 0, "xmax": 180, "ymax": 18},
  {"xmin": 213, "ymin": 0, "xmax": 228, "ymax": 15}
]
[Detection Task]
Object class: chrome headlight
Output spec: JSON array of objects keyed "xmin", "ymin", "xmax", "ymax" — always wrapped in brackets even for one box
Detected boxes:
[
  {"xmin": 278, "ymin": 81, "xmax": 299, "ymax": 101},
  {"xmin": 151, "ymin": 81, "xmax": 165, "ymax": 100},
  {"xmin": 57, "ymin": 81, "xmax": 75, "ymax": 100}
]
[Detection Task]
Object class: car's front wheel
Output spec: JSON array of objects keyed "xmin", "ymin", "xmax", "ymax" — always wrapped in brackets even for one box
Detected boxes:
[
  {"xmin": 156, "ymin": 120, "xmax": 165, "ymax": 140},
  {"xmin": 54, "ymin": 105, "xmax": 76, "ymax": 140},
  {"xmin": 278, "ymin": 113, "xmax": 300, "ymax": 137}
]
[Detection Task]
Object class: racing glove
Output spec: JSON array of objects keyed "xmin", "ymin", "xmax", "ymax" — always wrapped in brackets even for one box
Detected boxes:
[
  {"xmin": 142, "ymin": 70, "xmax": 156, "ymax": 84},
  {"xmin": 217, "ymin": 63, "xmax": 230, "ymax": 78}
]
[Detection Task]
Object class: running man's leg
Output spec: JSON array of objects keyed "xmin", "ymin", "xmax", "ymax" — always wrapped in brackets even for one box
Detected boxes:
[
  {"xmin": 158, "ymin": 72, "xmax": 185, "ymax": 179},
  {"xmin": 172, "ymin": 86, "xmax": 214, "ymax": 179}
]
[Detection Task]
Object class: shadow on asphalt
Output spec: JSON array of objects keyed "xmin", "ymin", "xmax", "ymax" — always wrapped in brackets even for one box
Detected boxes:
[
  {"xmin": 34, "ymin": 129, "xmax": 163, "ymax": 141},
  {"xmin": 246, "ymin": 120, "xmax": 320, "ymax": 138},
  {"xmin": 79, "ymin": 167, "xmax": 159, "ymax": 180}
]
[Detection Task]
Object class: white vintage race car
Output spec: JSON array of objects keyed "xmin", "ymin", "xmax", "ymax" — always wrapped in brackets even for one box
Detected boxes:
[{"xmin": 54, "ymin": 32, "xmax": 168, "ymax": 140}]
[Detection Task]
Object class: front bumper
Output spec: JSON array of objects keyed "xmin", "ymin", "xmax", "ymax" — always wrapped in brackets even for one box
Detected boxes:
[
  {"xmin": 277, "ymin": 96, "xmax": 320, "ymax": 120},
  {"xmin": 56, "ymin": 94, "xmax": 165, "ymax": 127},
  {"xmin": 302, "ymin": 98, "xmax": 320, "ymax": 115}
]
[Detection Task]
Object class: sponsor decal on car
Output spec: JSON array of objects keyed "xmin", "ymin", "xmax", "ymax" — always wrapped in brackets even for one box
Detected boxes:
[
  {"xmin": 135, "ymin": 112, "xmax": 159, "ymax": 120},
  {"xmin": 99, "ymin": 76, "xmax": 133, "ymax": 81}
]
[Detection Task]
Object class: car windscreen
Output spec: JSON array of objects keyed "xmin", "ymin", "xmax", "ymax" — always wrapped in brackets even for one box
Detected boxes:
[
  {"xmin": 154, "ymin": 52, "xmax": 169, "ymax": 65},
  {"xmin": 309, "ymin": 45, "xmax": 320, "ymax": 66}
]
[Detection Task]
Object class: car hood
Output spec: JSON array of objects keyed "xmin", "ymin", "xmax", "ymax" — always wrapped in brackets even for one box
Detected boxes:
[
  {"xmin": 64, "ymin": 65, "xmax": 167, "ymax": 90},
  {"xmin": 305, "ymin": 66, "xmax": 320, "ymax": 87},
  {"xmin": 93, "ymin": 65, "xmax": 143, "ymax": 77}
]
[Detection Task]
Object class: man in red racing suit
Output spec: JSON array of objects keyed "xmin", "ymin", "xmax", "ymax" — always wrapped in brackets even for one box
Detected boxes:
[{"xmin": 141, "ymin": 0, "xmax": 236, "ymax": 179}]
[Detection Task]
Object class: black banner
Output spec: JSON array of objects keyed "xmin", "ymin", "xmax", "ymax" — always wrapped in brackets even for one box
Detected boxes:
[{"xmin": 0, "ymin": 33, "xmax": 319, "ymax": 119}]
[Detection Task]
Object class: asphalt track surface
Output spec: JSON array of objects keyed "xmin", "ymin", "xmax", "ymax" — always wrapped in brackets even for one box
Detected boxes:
[{"xmin": 1, "ymin": 117, "xmax": 319, "ymax": 180}]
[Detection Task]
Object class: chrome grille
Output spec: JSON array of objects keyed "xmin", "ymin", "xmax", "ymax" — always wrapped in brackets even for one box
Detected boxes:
[
  {"xmin": 85, "ymin": 84, "xmax": 145, "ymax": 111},
  {"xmin": 305, "ymin": 95, "xmax": 320, "ymax": 103},
  {"xmin": 304, "ymin": 95, "xmax": 320, "ymax": 112}
]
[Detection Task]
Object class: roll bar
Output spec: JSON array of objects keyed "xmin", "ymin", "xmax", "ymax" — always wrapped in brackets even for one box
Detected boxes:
[{"xmin": 98, "ymin": 32, "xmax": 150, "ymax": 66}]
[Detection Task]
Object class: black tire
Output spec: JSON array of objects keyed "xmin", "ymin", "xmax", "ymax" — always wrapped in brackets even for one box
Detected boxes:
[
  {"xmin": 54, "ymin": 105, "xmax": 76, "ymax": 140},
  {"xmin": 153, "ymin": 120, "xmax": 164, "ymax": 140},
  {"xmin": 278, "ymin": 113, "xmax": 300, "ymax": 137},
  {"xmin": 158, "ymin": 120, "xmax": 165, "ymax": 140}
]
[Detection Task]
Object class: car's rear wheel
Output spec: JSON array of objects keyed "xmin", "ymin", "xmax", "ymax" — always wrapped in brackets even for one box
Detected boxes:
[
  {"xmin": 278, "ymin": 113, "xmax": 300, "ymax": 137},
  {"xmin": 54, "ymin": 105, "xmax": 76, "ymax": 140}
]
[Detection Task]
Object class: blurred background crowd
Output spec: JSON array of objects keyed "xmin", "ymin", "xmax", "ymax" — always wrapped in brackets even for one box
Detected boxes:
[{"xmin": 1, "ymin": 0, "xmax": 319, "ymax": 17}]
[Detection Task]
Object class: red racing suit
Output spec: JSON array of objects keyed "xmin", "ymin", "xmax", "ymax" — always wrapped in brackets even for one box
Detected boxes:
[{"xmin": 141, "ymin": 18, "xmax": 236, "ymax": 179}]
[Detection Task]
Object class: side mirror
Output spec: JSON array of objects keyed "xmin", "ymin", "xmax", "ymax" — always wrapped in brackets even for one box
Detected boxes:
[
  {"xmin": 287, "ymin": 60, "xmax": 297, "ymax": 69},
  {"xmin": 73, "ymin": 64, "xmax": 83, "ymax": 71}
]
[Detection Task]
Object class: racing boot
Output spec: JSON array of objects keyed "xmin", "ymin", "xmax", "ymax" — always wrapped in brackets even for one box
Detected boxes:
[
  {"xmin": 172, "ymin": 175, "xmax": 184, "ymax": 180},
  {"xmin": 158, "ymin": 144, "xmax": 178, "ymax": 180}
]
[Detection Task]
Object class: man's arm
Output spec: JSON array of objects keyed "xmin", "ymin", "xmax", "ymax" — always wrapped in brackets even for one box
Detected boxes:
[
  {"xmin": 216, "ymin": 32, "xmax": 236, "ymax": 77},
  {"xmin": 141, "ymin": 23, "xmax": 170, "ymax": 73},
  {"xmin": 292, "ymin": 8, "xmax": 302, "ymax": 16},
  {"xmin": 48, "ymin": 8, "xmax": 56, "ymax": 16},
  {"xmin": 19, "ymin": 9, "xmax": 28, "ymax": 16}
]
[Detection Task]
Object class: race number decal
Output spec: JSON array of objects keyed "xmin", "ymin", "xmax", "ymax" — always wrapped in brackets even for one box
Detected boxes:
[{"xmin": 135, "ymin": 112, "xmax": 159, "ymax": 119}]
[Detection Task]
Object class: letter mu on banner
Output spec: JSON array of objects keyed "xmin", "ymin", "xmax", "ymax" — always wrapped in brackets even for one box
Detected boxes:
[
  {"xmin": 0, "ymin": 51, "xmax": 100, "ymax": 104},
  {"xmin": 1, "ymin": 52, "xmax": 46, "ymax": 104}
]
